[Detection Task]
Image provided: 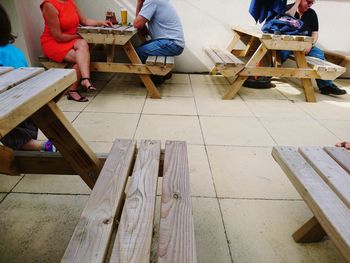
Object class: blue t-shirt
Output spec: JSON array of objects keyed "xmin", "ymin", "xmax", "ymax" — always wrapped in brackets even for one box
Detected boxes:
[
  {"xmin": 139, "ymin": 0, "xmax": 185, "ymax": 48},
  {"xmin": 0, "ymin": 44, "xmax": 28, "ymax": 68}
]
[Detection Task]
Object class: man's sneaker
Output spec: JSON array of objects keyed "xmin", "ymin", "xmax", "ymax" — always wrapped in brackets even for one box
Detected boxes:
[{"xmin": 320, "ymin": 84, "xmax": 347, "ymax": 95}]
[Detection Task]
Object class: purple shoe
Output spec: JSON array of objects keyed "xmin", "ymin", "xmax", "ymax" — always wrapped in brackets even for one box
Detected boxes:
[{"xmin": 42, "ymin": 140, "xmax": 57, "ymax": 152}]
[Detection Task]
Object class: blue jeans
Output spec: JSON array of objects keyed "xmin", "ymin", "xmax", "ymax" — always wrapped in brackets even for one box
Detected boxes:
[
  {"xmin": 136, "ymin": 39, "xmax": 184, "ymax": 63},
  {"xmin": 279, "ymin": 46, "xmax": 332, "ymax": 90}
]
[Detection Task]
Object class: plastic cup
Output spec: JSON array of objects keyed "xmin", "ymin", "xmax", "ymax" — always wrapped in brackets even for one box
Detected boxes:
[{"xmin": 121, "ymin": 9, "xmax": 127, "ymax": 26}]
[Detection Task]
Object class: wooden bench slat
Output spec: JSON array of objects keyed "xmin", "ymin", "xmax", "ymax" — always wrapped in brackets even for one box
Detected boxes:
[
  {"xmin": 272, "ymin": 146, "xmax": 350, "ymax": 261},
  {"xmin": 299, "ymin": 147, "xmax": 350, "ymax": 209},
  {"xmin": 158, "ymin": 141, "xmax": 197, "ymax": 263},
  {"xmin": 62, "ymin": 139, "xmax": 135, "ymax": 263},
  {"xmin": 0, "ymin": 67, "xmax": 45, "ymax": 94},
  {"xmin": 165, "ymin": 56, "xmax": 175, "ymax": 65},
  {"xmin": 0, "ymin": 69, "xmax": 76, "ymax": 138},
  {"xmin": 324, "ymin": 147, "xmax": 350, "ymax": 174},
  {"xmin": 205, "ymin": 47, "xmax": 225, "ymax": 66},
  {"xmin": 155, "ymin": 56, "xmax": 166, "ymax": 66},
  {"xmin": 110, "ymin": 140, "xmax": 161, "ymax": 263},
  {"xmin": 0, "ymin": 67, "xmax": 13, "ymax": 75},
  {"xmin": 145, "ymin": 56, "xmax": 157, "ymax": 66}
]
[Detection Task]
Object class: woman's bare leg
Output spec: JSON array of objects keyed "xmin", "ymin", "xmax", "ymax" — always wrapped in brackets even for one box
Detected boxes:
[
  {"xmin": 21, "ymin": 139, "xmax": 43, "ymax": 151},
  {"xmin": 64, "ymin": 39, "xmax": 94, "ymax": 90}
]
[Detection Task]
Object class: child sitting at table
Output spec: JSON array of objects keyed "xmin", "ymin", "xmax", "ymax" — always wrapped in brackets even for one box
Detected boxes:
[{"xmin": 0, "ymin": 4, "xmax": 56, "ymax": 152}]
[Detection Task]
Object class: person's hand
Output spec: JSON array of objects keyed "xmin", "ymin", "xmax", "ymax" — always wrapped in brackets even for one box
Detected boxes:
[
  {"xmin": 304, "ymin": 45, "xmax": 312, "ymax": 55},
  {"xmin": 101, "ymin": 20, "xmax": 113, "ymax": 27}
]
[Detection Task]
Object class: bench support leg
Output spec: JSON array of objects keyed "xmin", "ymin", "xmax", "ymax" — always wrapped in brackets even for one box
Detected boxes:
[
  {"xmin": 292, "ymin": 216, "xmax": 327, "ymax": 243},
  {"xmin": 0, "ymin": 145, "xmax": 19, "ymax": 175},
  {"xmin": 31, "ymin": 101, "xmax": 102, "ymax": 188},
  {"xmin": 223, "ymin": 43, "xmax": 267, "ymax": 100},
  {"xmin": 293, "ymin": 51, "xmax": 316, "ymax": 103},
  {"xmin": 123, "ymin": 41, "xmax": 161, "ymax": 99}
]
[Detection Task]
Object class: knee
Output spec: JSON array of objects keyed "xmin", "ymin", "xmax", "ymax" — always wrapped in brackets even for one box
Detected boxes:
[{"xmin": 75, "ymin": 39, "xmax": 89, "ymax": 52}]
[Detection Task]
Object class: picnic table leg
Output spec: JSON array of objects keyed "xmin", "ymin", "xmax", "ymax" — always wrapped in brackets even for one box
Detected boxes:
[
  {"xmin": 292, "ymin": 216, "xmax": 327, "ymax": 243},
  {"xmin": 106, "ymin": 45, "xmax": 116, "ymax": 63},
  {"xmin": 123, "ymin": 41, "xmax": 161, "ymax": 99},
  {"xmin": 293, "ymin": 51, "xmax": 316, "ymax": 102},
  {"xmin": 223, "ymin": 43, "xmax": 268, "ymax": 100},
  {"xmin": 31, "ymin": 101, "xmax": 102, "ymax": 189}
]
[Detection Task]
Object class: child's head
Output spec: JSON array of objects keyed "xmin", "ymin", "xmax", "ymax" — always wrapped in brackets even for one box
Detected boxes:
[{"xmin": 0, "ymin": 4, "xmax": 15, "ymax": 46}]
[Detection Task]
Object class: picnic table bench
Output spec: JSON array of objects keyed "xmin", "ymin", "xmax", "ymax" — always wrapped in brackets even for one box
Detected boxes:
[
  {"xmin": 62, "ymin": 139, "xmax": 197, "ymax": 263},
  {"xmin": 0, "ymin": 66, "xmax": 102, "ymax": 188},
  {"xmin": 272, "ymin": 146, "xmax": 350, "ymax": 261},
  {"xmin": 206, "ymin": 26, "xmax": 346, "ymax": 102},
  {"xmin": 39, "ymin": 25, "xmax": 175, "ymax": 99}
]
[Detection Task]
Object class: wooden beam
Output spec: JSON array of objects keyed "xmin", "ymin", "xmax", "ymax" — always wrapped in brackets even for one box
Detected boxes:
[
  {"xmin": 110, "ymin": 140, "xmax": 161, "ymax": 263},
  {"xmin": 90, "ymin": 62, "xmax": 151, "ymax": 74},
  {"xmin": 293, "ymin": 216, "xmax": 327, "ymax": 243},
  {"xmin": 62, "ymin": 139, "xmax": 135, "ymax": 263},
  {"xmin": 123, "ymin": 41, "xmax": 161, "ymax": 99},
  {"xmin": 31, "ymin": 101, "xmax": 102, "ymax": 189},
  {"xmin": 158, "ymin": 141, "xmax": 197, "ymax": 263},
  {"xmin": 0, "ymin": 145, "xmax": 19, "ymax": 175}
]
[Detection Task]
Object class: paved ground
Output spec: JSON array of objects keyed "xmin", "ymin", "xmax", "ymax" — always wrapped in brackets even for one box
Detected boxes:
[{"xmin": 1, "ymin": 73, "xmax": 349, "ymax": 262}]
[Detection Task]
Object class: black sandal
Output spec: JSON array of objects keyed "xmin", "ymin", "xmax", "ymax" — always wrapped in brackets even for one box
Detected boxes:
[
  {"xmin": 80, "ymin": 77, "xmax": 96, "ymax": 92},
  {"xmin": 67, "ymin": 90, "xmax": 88, "ymax": 102}
]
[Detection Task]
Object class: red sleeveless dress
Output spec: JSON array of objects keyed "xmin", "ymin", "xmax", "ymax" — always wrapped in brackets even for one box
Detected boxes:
[{"xmin": 40, "ymin": 0, "xmax": 79, "ymax": 62}]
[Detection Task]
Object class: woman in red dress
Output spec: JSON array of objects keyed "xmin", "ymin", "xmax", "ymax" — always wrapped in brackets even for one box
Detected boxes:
[{"xmin": 40, "ymin": 0, "xmax": 112, "ymax": 101}]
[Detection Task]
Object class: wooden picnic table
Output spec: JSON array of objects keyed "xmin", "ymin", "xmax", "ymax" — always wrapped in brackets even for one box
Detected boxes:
[
  {"xmin": 0, "ymin": 67, "xmax": 102, "ymax": 189},
  {"xmin": 206, "ymin": 25, "xmax": 346, "ymax": 102},
  {"xmin": 78, "ymin": 25, "xmax": 173, "ymax": 99},
  {"xmin": 272, "ymin": 146, "xmax": 350, "ymax": 261}
]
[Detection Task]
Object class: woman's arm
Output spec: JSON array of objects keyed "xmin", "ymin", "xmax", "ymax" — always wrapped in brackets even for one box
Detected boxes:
[
  {"xmin": 76, "ymin": 7, "xmax": 112, "ymax": 27},
  {"xmin": 285, "ymin": 0, "xmax": 301, "ymax": 17},
  {"xmin": 42, "ymin": 3, "xmax": 79, "ymax": 42}
]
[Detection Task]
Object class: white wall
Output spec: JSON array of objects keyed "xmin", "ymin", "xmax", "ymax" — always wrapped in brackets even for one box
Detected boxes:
[{"xmin": 4, "ymin": 0, "xmax": 350, "ymax": 73}]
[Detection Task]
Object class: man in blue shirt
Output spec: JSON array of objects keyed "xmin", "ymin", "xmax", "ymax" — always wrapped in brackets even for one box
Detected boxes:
[{"xmin": 133, "ymin": 0, "xmax": 185, "ymax": 84}]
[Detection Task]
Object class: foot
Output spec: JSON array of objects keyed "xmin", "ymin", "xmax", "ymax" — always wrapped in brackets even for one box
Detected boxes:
[
  {"xmin": 81, "ymin": 77, "xmax": 96, "ymax": 92},
  {"xmin": 320, "ymin": 84, "xmax": 347, "ymax": 95},
  {"xmin": 151, "ymin": 75, "xmax": 166, "ymax": 86},
  {"xmin": 164, "ymin": 72, "xmax": 173, "ymax": 80},
  {"xmin": 335, "ymin": 142, "xmax": 350, "ymax": 150},
  {"xmin": 67, "ymin": 90, "xmax": 88, "ymax": 102},
  {"xmin": 42, "ymin": 140, "xmax": 57, "ymax": 152}
]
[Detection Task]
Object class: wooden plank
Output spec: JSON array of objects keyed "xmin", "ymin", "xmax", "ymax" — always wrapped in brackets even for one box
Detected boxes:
[
  {"xmin": 79, "ymin": 32, "xmax": 134, "ymax": 45},
  {"xmin": 158, "ymin": 141, "xmax": 197, "ymax": 263},
  {"xmin": 232, "ymin": 25, "xmax": 263, "ymax": 39},
  {"xmin": 110, "ymin": 140, "xmax": 161, "ymax": 263},
  {"xmin": 155, "ymin": 56, "xmax": 166, "ymax": 66},
  {"xmin": 0, "ymin": 67, "xmax": 45, "ymax": 93},
  {"xmin": 145, "ymin": 56, "xmax": 157, "ymax": 66},
  {"xmin": 0, "ymin": 67, "xmax": 13, "ymax": 75},
  {"xmin": 293, "ymin": 51, "xmax": 316, "ymax": 102},
  {"xmin": 90, "ymin": 62, "xmax": 151, "ymax": 74},
  {"xmin": 213, "ymin": 48, "xmax": 244, "ymax": 66},
  {"xmin": 0, "ymin": 145, "xmax": 19, "ymax": 175},
  {"xmin": 0, "ymin": 69, "xmax": 76, "ymax": 138},
  {"xmin": 240, "ymin": 67, "xmax": 319, "ymax": 79},
  {"xmin": 299, "ymin": 147, "xmax": 350, "ymax": 209},
  {"xmin": 165, "ymin": 56, "xmax": 175, "ymax": 66},
  {"xmin": 223, "ymin": 43, "xmax": 267, "ymax": 100},
  {"xmin": 272, "ymin": 146, "xmax": 350, "ymax": 261},
  {"xmin": 204, "ymin": 47, "xmax": 225, "ymax": 66},
  {"xmin": 3, "ymin": 151, "xmax": 108, "ymax": 175},
  {"xmin": 62, "ymin": 139, "xmax": 135, "ymax": 263},
  {"xmin": 261, "ymin": 38, "xmax": 312, "ymax": 51},
  {"xmin": 123, "ymin": 41, "xmax": 161, "ymax": 99},
  {"xmin": 31, "ymin": 101, "xmax": 102, "ymax": 189},
  {"xmin": 292, "ymin": 216, "xmax": 327, "ymax": 243},
  {"xmin": 324, "ymin": 147, "xmax": 350, "ymax": 174}
]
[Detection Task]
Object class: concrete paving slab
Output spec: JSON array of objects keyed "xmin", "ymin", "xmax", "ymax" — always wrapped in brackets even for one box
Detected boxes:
[
  {"xmin": 207, "ymin": 146, "xmax": 301, "ymax": 199},
  {"xmin": 0, "ymin": 193, "xmax": 88, "ymax": 262},
  {"xmin": 0, "ymin": 174, "xmax": 23, "ymax": 192},
  {"xmin": 220, "ymin": 199, "xmax": 346, "ymax": 263}
]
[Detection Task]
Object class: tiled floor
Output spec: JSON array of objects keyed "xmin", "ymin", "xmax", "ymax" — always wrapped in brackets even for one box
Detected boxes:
[{"xmin": 1, "ymin": 73, "xmax": 349, "ymax": 262}]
